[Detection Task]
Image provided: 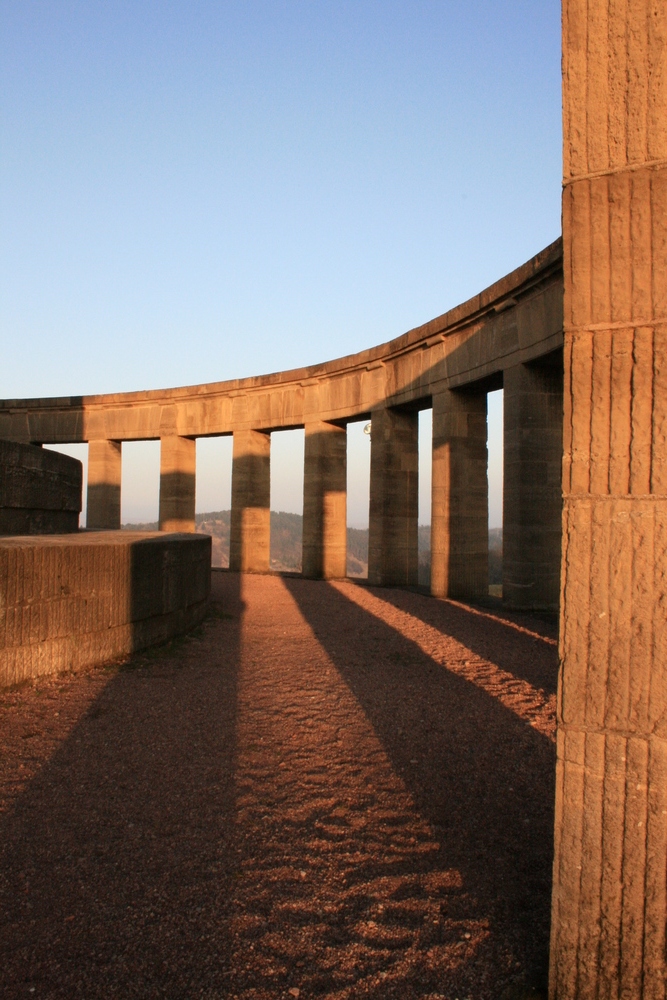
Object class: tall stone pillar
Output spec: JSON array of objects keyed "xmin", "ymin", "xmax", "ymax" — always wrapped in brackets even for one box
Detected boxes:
[
  {"xmin": 368, "ymin": 407, "xmax": 418, "ymax": 587},
  {"xmin": 503, "ymin": 360, "xmax": 562, "ymax": 610},
  {"xmin": 229, "ymin": 429, "xmax": 270, "ymax": 573},
  {"xmin": 87, "ymin": 439, "xmax": 122, "ymax": 530},
  {"xmin": 302, "ymin": 420, "xmax": 347, "ymax": 579},
  {"xmin": 430, "ymin": 388, "xmax": 488, "ymax": 599},
  {"xmin": 551, "ymin": 4, "xmax": 667, "ymax": 997},
  {"xmin": 159, "ymin": 435, "xmax": 196, "ymax": 533}
]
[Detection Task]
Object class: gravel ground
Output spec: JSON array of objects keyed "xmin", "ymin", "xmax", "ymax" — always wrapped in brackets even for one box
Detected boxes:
[{"xmin": 0, "ymin": 572, "xmax": 557, "ymax": 1000}]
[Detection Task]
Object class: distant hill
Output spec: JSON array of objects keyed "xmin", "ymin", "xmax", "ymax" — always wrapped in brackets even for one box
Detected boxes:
[
  {"xmin": 122, "ymin": 511, "xmax": 503, "ymax": 585},
  {"xmin": 489, "ymin": 527, "xmax": 502, "ymax": 586},
  {"xmin": 346, "ymin": 527, "xmax": 368, "ymax": 578}
]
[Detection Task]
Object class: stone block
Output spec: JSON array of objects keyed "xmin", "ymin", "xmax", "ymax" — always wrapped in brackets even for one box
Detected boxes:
[
  {"xmin": 0, "ymin": 439, "xmax": 81, "ymax": 535},
  {"xmin": 0, "ymin": 531, "xmax": 211, "ymax": 688}
]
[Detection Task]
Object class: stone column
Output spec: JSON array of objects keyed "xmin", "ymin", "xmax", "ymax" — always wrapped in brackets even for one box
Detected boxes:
[
  {"xmin": 229, "ymin": 429, "xmax": 270, "ymax": 573},
  {"xmin": 503, "ymin": 359, "xmax": 563, "ymax": 610},
  {"xmin": 430, "ymin": 388, "xmax": 488, "ymax": 599},
  {"xmin": 550, "ymin": 4, "xmax": 667, "ymax": 997},
  {"xmin": 159, "ymin": 436, "xmax": 196, "ymax": 533},
  {"xmin": 302, "ymin": 420, "xmax": 347, "ymax": 579},
  {"xmin": 87, "ymin": 439, "xmax": 122, "ymax": 530},
  {"xmin": 368, "ymin": 407, "xmax": 418, "ymax": 587}
]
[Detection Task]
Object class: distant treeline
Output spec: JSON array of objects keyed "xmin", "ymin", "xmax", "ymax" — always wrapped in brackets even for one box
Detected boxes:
[{"xmin": 122, "ymin": 511, "xmax": 503, "ymax": 584}]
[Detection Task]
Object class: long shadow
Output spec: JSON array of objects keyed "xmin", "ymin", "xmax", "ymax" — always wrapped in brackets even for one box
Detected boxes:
[
  {"xmin": 284, "ymin": 576, "xmax": 556, "ymax": 993},
  {"xmin": 0, "ymin": 571, "xmax": 243, "ymax": 1000},
  {"xmin": 360, "ymin": 583, "xmax": 559, "ymax": 697}
]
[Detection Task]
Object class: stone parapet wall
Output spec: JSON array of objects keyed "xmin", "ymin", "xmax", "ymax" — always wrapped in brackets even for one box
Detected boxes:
[
  {"xmin": 0, "ymin": 531, "xmax": 211, "ymax": 688},
  {"xmin": 0, "ymin": 240, "xmax": 562, "ymax": 446},
  {"xmin": 0, "ymin": 439, "xmax": 82, "ymax": 535}
]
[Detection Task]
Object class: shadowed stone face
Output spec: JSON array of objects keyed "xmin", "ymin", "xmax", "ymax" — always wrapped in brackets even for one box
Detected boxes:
[
  {"xmin": 159, "ymin": 435, "xmax": 196, "ymax": 533},
  {"xmin": 87, "ymin": 438, "xmax": 121, "ymax": 529},
  {"xmin": 0, "ymin": 531, "xmax": 211, "ymax": 688},
  {"xmin": 431, "ymin": 387, "xmax": 488, "ymax": 601},
  {"xmin": 230, "ymin": 429, "xmax": 271, "ymax": 574},
  {"xmin": 503, "ymin": 357, "xmax": 562, "ymax": 611},
  {"xmin": 0, "ymin": 439, "xmax": 81, "ymax": 535},
  {"xmin": 368, "ymin": 406, "xmax": 419, "ymax": 588},
  {"xmin": 302, "ymin": 420, "xmax": 347, "ymax": 580}
]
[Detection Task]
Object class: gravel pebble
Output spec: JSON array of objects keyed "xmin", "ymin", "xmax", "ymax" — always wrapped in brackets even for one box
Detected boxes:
[{"xmin": 0, "ymin": 572, "xmax": 556, "ymax": 999}]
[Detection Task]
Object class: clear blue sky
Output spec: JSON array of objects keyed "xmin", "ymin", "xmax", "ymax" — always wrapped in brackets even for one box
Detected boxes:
[{"xmin": 1, "ymin": 1, "xmax": 561, "ymax": 526}]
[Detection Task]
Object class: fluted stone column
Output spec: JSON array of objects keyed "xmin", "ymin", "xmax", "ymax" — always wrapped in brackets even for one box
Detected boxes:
[
  {"xmin": 368, "ymin": 407, "xmax": 418, "ymax": 587},
  {"xmin": 551, "ymin": 3, "xmax": 667, "ymax": 997},
  {"xmin": 87, "ymin": 439, "xmax": 122, "ymax": 530},
  {"xmin": 159, "ymin": 436, "xmax": 196, "ymax": 533},
  {"xmin": 229, "ymin": 429, "xmax": 270, "ymax": 573},
  {"xmin": 430, "ymin": 388, "xmax": 488, "ymax": 599},
  {"xmin": 302, "ymin": 420, "xmax": 347, "ymax": 579},
  {"xmin": 503, "ymin": 360, "xmax": 562, "ymax": 610}
]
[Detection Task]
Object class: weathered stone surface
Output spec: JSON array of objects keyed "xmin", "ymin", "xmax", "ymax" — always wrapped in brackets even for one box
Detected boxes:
[
  {"xmin": 503, "ymin": 357, "xmax": 563, "ymax": 610},
  {"xmin": 0, "ymin": 531, "xmax": 211, "ymax": 688},
  {"xmin": 159, "ymin": 435, "xmax": 196, "ymax": 533},
  {"xmin": 87, "ymin": 439, "xmax": 121, "ymax": 529},
  {"xmin": 0, "ymin": 439, "xmax": 81, "ymax": 535},
  {"xmin": 229, "ymin": 429, "xmax": 270, "ymax": 573},
  {"xmin": 368, "ymin": 407, "xmax": 419, "ymax": 588},
  {"xmin": 551, "ymin": 2, "xmax": 667, "ymax": 996},
  {"xmin": 430, "ymin": 388, "xmax": 488, "ymax": 600},
  {"xmin": 302, "ymin": 420, "xmax": 347, "ymax": 579}
]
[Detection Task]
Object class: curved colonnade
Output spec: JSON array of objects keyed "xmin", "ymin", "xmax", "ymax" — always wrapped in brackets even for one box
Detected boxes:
[
  {"xmin": 0, "ymin": 238, "xmax": 563, "ymax": 610},
  {"xmin": 3, "ymin": 1, "xmax": 667, "ymax": 992}
]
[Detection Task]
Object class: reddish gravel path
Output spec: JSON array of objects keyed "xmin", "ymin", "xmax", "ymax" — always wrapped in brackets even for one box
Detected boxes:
[{"xmin": 0, "ymin": 572, "xmax": 558, "ymax": 1000}]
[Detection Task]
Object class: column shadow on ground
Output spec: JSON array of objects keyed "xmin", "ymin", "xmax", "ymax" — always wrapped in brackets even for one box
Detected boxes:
[
  {"xmin": 283, "ymin": 576, "xmax": 557, "ymax": 994},
  {"xmin": 0, "ymin": 572, "xmax": 242, "ymax": 1000},
  {"xmin": 371, "ymin": 584, "xmax": 559, "ymax": 697}
]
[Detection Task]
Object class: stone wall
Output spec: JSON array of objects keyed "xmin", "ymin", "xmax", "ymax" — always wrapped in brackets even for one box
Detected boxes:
[
  {"xmin": 0, "ymin": 531, "xmax": 211, "ymax": 688},
  {"xmin": 0, "ymin": 439, "xmax": 81, "ymax": 535}
]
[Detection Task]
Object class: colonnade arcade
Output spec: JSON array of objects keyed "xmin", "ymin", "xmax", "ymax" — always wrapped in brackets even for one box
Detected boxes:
[
  {"xmin": 84, "ymin": 350, "xmax": 562, "ymax": 611},
  {"xmin": 4, "ymin": 1, "xmax": 667, "ymax": 990}
]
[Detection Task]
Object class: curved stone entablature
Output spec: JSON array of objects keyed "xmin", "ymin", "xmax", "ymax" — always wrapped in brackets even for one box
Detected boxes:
[
  {"xmin": 0, "ymin": 238, "xmax": 564, "ymax": 613},
  {"xmin": 0, "ymin": 238, "xmax": 562, "ymax": 444}
]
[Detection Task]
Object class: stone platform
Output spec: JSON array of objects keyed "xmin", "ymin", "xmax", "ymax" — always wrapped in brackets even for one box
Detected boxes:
[{"xmin": 0, "ymin": 531, "xmax": 211, "ymax": 688}]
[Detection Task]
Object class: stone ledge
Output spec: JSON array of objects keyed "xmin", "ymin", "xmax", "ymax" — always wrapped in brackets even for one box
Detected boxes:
[{"xmin": 0, "ymin": 531, "xmax": 211, "ymax": 688}]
